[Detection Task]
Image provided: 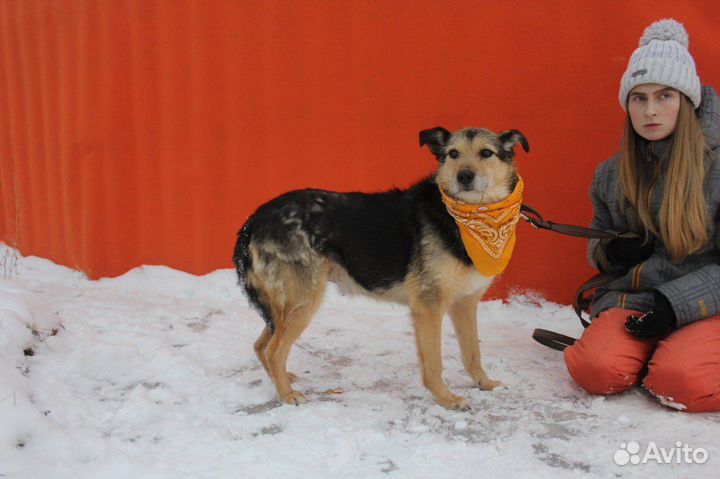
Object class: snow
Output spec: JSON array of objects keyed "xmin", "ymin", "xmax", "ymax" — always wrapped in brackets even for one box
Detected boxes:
[{"xmin": 0, "ymin": 243, "xmax": 718, "ymax": 477}]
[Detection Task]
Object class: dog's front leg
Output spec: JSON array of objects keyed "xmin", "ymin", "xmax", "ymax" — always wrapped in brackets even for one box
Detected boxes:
[
  {"xmin": 449, "ymin": 295, "xmax": 504, "ymax": 390},
  {"xmin": 410, "ymin": 305, "xmax": 470, "ymax": 410}
]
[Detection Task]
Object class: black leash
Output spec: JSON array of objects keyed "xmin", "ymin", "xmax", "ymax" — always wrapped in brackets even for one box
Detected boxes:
[
  {"xmin": 532, "ymin": 329, "xmax": 577, "ymax": 352},
  {"xmin": 520, "ymin": 204, "xmax": 640, "ymax": 241},
  {"xmin": 520, "ymin": 203, "xmax": 640, "ymax": 351}
]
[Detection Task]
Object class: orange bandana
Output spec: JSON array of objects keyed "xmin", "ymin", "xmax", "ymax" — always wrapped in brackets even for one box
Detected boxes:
[{"xmin": 439, "ymin": 177, "xmax": 523, "ymax": 277}]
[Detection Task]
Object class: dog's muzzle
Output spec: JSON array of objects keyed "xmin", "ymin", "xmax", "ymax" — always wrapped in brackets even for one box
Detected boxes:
[{"xmin": 456, "ymin": 169, "xmax": 475, "ymax": 188}]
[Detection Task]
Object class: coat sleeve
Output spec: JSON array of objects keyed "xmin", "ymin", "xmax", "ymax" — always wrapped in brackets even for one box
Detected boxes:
[
  {"xmin": 587, "ymin": 165, "xmax": 626, "ymax": 274},
  {"xmin": 655, "ymin": 171, "xmax": 720, "ymax": 328},
  {"xmin": 655, "ymin": 263, "xmax": 720, "ymax": 328}
]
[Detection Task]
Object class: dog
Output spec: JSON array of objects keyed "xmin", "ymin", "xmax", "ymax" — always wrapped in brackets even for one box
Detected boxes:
[{"xmin": 234, "ymin": 126, "xmax": 529, "ymax": 410}]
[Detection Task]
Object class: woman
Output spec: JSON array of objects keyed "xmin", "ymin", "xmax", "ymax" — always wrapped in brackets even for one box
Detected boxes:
[{"xmin": 563, "ymin": 19, "xmax": 720, "ymax": 412}]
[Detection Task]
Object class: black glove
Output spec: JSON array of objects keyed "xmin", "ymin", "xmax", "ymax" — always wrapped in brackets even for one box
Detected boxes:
[
  {"xmin": 625, "ymin": 290, "xmax": 677, "ymax": 339},
  {"xmin": 607, "ymin": 236, "xmax": 654, "ymax": 267}
]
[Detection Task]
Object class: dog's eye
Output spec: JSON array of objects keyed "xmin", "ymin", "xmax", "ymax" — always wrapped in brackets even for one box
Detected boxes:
[
  {"xmin": 448, "ymin": 149, "xmax": 459, "ymax": 159},
  {"xmin": 479, "ymin": 149, "xmax": 494, "ymax": 158}
]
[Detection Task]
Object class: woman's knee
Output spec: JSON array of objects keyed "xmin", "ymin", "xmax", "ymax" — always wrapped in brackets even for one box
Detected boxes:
[
  {"xmin": 644, "ymin": 317, "xmax": 720, "ymax": 413},
  {"xmin": 565, "ymin": 351, "xmax": 637, "ymax": 394},
  {"xmin": 564, "ymin": 308, "xmax": 658, "ymax": 395}
]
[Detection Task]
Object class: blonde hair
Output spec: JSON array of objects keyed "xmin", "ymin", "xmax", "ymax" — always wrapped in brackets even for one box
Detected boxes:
[{"xmin": 618, "ymin": 94, "xmax": 709, "ymax": 263}]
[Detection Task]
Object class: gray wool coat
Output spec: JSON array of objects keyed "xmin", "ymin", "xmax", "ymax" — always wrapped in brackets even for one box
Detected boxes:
[{"xmin": 588, "ymin": 86, "xmax": 720, "ymax": 328}]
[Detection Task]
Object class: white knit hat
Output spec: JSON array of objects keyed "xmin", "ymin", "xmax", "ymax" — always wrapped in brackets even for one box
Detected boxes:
[{"xmin": 618, "ymin": 19, "xmax": 701, "ymax": 110}]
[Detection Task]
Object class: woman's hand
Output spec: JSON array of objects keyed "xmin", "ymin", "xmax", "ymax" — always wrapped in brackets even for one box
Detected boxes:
[
  {"xmin": 608, "ymin": 236, "xmax": 654, "ymax": 267},
  {"xmin": 625, "ymin": 291, "xmax": 676, "ymax": 339}
]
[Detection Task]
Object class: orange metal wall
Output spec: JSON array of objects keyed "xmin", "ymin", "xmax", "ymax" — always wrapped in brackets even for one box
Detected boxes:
[{"xmin": 2, "ymin": 1, "xmax": 719, "ymax": 304}]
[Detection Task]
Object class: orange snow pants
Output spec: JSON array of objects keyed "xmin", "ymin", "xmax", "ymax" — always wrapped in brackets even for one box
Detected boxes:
[{"xmin": 564, "ymin": 308, "xmax": 720, "ymax": 412}]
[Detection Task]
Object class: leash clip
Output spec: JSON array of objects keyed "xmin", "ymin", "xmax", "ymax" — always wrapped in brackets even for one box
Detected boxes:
[{"xmin": 520, "ymin": 212, "xmax": 540, "ymax": 229}]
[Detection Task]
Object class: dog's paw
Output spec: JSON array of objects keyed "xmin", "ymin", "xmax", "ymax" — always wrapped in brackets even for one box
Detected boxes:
[
  {"xmin": 280, "ymin": 390, "xmax": 308, "ymax": 405},
  {"xmin": 477, "ymin": 378, "xmax": 505, "ymax": 391},
  {"xmin": 437, "ymin": 394, "xmax": 471, "ymax": 411}
]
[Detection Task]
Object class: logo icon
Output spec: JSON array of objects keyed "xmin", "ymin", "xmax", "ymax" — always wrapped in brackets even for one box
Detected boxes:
[{"xmin": 614, "ymin": 441, "xmax": 641, "ymax": 466}]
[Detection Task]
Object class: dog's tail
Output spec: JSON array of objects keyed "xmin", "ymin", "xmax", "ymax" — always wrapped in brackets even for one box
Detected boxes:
[{"xmin": 233, "ymin": 218, "xmax": 275, "ymax": 333}]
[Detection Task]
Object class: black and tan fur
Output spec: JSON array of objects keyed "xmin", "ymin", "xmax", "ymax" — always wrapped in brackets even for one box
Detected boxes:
[{"xmin": 234, "ymin": 127, "xmax": 529, "ymax": 410}]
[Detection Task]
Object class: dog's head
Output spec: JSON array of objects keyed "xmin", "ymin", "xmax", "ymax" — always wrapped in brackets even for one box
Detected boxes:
[{"xmin": 419, "ymin": 127, "xmax": 529, "ymax": 204}]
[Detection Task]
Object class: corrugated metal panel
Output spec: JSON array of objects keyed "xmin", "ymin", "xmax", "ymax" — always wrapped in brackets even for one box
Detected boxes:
[{"xmin": 1, "ymin": 0, "xmax": 719, "ymax": 304}]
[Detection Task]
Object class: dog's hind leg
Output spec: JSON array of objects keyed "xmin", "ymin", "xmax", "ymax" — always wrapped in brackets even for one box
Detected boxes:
[
  {"xmin": 254, "ymin": 327, "xmax": 299, "ymax": 384},
  {"xmin": 449, "ymin": 294, "xmax": 504, "ymax": 391},
  {"xmin": 410, "ymin": 303, "xmax": 470, "ymax": 410},
  {"xmin": 254, "ymin": 327, "xmax": 272, "ymax": 375},
  {"xmin": 264, "ymin": 261, "xmax": 328, "ymax": 405}
]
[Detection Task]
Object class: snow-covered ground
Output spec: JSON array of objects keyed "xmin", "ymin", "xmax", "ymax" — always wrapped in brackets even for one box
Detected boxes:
[{"xmin": 0, "ymin": 243, "xmax": 717, "ymax": 478}]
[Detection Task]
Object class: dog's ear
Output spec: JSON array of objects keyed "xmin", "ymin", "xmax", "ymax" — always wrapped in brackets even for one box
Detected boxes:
[
  {"xmin": 419, "ymin": 127, "xmax": 452, "ymax": 159},
  {"xmin": 498, "ymin": 130, "xmax": 530, "ymax": 160}
]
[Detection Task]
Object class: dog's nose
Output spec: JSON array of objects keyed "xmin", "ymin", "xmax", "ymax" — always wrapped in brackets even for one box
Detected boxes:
[{"xmin": 457, "ymin": 169, "xmax": 475, "ymax": 187}]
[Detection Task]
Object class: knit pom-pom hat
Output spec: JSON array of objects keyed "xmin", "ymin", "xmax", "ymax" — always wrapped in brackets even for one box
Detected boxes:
[{"xmin": 618, "ymin": 19, "xmax": 701, "ymax": 110}]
